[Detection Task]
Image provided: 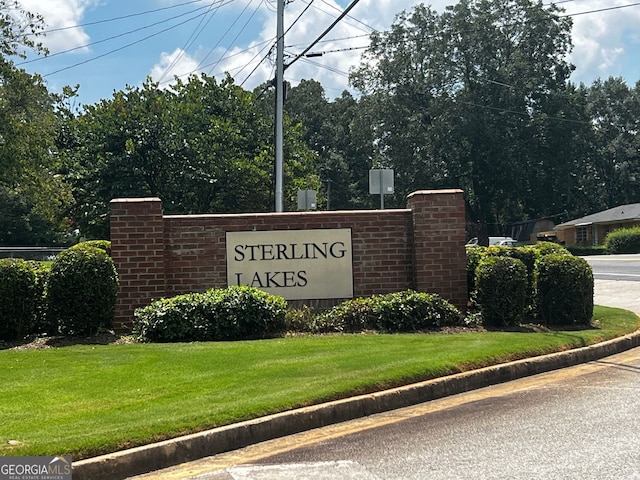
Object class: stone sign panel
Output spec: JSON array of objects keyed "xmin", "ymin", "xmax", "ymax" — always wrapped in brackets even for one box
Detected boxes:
[{"xmin": 226, "ymin": 229, "xmax": 353, "ymax": 300}]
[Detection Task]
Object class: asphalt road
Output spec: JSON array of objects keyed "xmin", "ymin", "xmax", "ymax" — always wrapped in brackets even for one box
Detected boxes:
[
  {"xmin": 584, "ymin": 254, "xmax": 640, "ymax": 281},
  {"xmin": 133, "ymin": 347, "xmax": 640, "ymax": 480},
  {"xmin": 588, "ymin": 254, "xmax": 640, "ymax": 314},
  {"xmin": 129, "ymin": 260, "xmax": 640, "ymax": 480}
]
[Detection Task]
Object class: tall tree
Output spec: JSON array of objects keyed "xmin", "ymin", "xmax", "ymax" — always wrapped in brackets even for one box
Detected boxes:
[
  {"xmin": 0, "ymin": 0, "xmax": 73, "ymax": 245},
  {"xmin": 285, "ymin": 80, "xmax": 370, "ymax": 209},
  {"xmin": 350, "ymin": 0, "xmax": 576, "ymax": 231},
  {"xmin": 66, "ymin": 75, "xmax": 318, "ymax": 238},
  {"xmin": 585, "ymin": 77, "xmax": 640, "ymax": 210}
]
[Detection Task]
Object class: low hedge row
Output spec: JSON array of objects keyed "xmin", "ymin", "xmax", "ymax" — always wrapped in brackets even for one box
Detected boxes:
[
  {"xmin": 604, "ymin": 227, "xmax": 640, "ymax": 254},
  {"xmin": 467, "ymin": 243, "xmax": 593, "ymax": 327},
  {"xmin": 0, "ymin": 241, "xmax": 118, "ymax": 342},
  {"xmin": 133, "ymin": 289, "xmax": 463, "ymax": 342}
]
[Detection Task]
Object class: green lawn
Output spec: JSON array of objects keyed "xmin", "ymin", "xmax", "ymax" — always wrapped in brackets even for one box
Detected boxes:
[{"xmin": 0, "ymin": 305, "xmax": 638, "ymax": 460}]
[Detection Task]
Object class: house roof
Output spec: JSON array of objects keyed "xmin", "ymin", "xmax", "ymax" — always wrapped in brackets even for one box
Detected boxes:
[{"xmin": 556, "ymin": 203, "xmax": 640, "ymax": 229}]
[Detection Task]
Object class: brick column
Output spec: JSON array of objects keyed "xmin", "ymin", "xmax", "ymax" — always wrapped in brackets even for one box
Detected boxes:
[
  {"xmin": 407, "ymin": 189, "xmax": 468, "ymax": 311},
  {"xmin": 110, "ymin": 198, "xmax": 165, "ymax": 332}
]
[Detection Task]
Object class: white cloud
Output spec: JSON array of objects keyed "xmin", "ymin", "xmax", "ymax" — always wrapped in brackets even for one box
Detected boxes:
[
  {"xmin": 149, "ymin": 48, "xmax": 201, "ymax": 86},
  {"xmin": 561, "ymin": 1, "xmax": 640, "ymax": 83},
  {"xmin": 19, "ymin": 0, "xmax": 99, "ymax": 54}
]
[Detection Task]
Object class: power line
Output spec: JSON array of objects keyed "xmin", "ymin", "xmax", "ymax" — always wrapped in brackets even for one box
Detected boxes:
[
  {"xmin": 285, "ymin": 33, "xmax": 369, "ymax": 49},
  {"xmin": 206, "ymin": 0, "xmax": 263, "ymax": 76},
  {"xmin": 17, "ymin": 2, "xmax": 217, "ymax": 66},
  {"xmin": 303, "ymin": 44, "xmax": 367, "ymax": 58},
  {"xmin": 157, "ymin": 1, "xmax": 223, "ymax": 83},
  {"xmin": 237, "ymin": 0, "xmax": 315, "ymax": 86},
  {"xmin": 459, "ymin": 100, "xmax": 593, "ymax": 126},
  {"xmin": 41, "ymin": 2, "xmax": 235, "ymax": 78},
  {"xmin": 312, "ymin": 0, "xmax": 375, "ymax": 33},
  {"xmin": 285, "ymin": 0, "xmax": 363, "ymax": 70},
  {"xmin": 239, "ymin": 43, "xmax": 277, "ymax": 87},
  {"xmin": 560, "ymin": 1, "xmax": 640, "ymax": 17},
  {"xmin": 32, "ymin": 0, "xmax": 209, "ymax": 35}
]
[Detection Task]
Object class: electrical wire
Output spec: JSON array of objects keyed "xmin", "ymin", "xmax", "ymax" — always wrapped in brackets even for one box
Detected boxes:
[
  {"xmin": 237, "ymin": 0, "xmax": 315, "ymax": 86},
  {"xmin": 157, "ymin": 1, "xmax": 223, "ymax": 83},
  {"xmin": 41, "ymin": 2, "xmax": 236, "ymax": 77},
  {"xmin": 560, "ymin": 1, "xmax": 640, "ymax": 17},
  {"xmin": 17, "ymin": 2, "xmax": 217, "ymax": 66},
  {"xmin": 285, "ymin": 0, "xmax": 363, "ymax": 70},
  {"xmin": 32, "ymin": 0, "xmax": 209, "ymax": 35},
  {"xmin": 206, "ymin": 0, "xmax": 262, "ymax": 76},
  {"xmin": 313, "ymin": 0, "xmax": 375, "ymax": 33},
  {"xmin": 25, "ymin": 0, "xmax": 640, "ymax": 95}
]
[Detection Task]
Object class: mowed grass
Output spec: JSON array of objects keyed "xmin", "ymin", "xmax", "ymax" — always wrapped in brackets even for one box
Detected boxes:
[{"xmin": 0, "ymin": 305, "xmax": 638, "ymax": 460}]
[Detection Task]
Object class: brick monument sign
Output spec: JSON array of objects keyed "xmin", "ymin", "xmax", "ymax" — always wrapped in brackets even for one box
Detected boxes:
[{"xmin": 109, "ymin": 189, "xmax": 468, "ymax": 332}]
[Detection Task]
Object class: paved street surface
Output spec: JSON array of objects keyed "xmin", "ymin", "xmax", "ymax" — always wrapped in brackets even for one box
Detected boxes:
[
  {"xmin": 128, "ymin": 275, "xmax": 640, "ymax": 480},
  {"xmin": 133, "ymin": 347, "xmax": 640, "ymax": 480},
  {"xmin": 594, "ymin": 279, "xmax": 640, "ymax": 314}
]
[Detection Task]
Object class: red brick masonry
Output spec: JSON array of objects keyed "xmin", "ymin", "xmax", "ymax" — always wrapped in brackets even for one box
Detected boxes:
[{"xmin": 110, "ymin": 190, "xmax": 467, "ymax": 332}]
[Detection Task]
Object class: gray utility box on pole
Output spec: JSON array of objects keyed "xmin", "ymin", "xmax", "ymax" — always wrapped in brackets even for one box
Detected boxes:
[{"xmin": 369, "ymin": 169, "xmax": 394, "ymax": 209}]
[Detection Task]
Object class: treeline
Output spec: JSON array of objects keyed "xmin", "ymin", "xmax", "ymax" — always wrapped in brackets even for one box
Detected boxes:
[{"xmin": 2, "ymin": 0, "xmax": 640, "ymax": 244}]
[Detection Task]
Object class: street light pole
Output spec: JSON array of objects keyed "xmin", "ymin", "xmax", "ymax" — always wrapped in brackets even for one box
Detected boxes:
[{"xmin": 275, "ymin": 0, "xmax": 284, "ymax": 212}]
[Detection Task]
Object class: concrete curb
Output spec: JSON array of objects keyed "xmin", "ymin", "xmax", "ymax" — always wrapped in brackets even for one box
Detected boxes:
[{"xmin": 73, "ymin": 330, "xmax": 640, "ymax": 480}]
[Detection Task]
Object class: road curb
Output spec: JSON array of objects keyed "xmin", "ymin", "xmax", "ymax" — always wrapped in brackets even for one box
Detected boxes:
[{"xmin": 73, "ymin": 330, "xmax": 640, "ymax": 480}]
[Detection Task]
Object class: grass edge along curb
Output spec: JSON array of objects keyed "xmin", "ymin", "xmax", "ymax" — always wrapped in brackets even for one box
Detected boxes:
[{"xmin": 72, "ymin": 327, "xmax": 640, "ymax": 480}]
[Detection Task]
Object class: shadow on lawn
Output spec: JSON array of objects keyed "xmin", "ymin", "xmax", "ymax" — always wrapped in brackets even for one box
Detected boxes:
[{"xmin": 1, "ymin": 331, "xmax": 134, "ymax": 350}]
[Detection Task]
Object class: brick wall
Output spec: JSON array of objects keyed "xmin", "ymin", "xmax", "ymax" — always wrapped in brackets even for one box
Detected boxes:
[{"xmin": 110, "ymin": 190, "xmax": 467, "ymax": 331}]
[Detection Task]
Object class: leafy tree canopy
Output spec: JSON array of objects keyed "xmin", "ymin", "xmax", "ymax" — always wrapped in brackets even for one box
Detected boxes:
[
  {"xmin": 350, "ymin": 0, "xmax": 578, "ymax": 230},
  {"xmin": 65, "ymin": 74, "xmax": 319, "ymax": 238}
]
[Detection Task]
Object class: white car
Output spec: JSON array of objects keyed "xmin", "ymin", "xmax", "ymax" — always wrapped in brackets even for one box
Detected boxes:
[{"xmin": 466, "ymin": 236, "xmax": 517, "ymax": 246}]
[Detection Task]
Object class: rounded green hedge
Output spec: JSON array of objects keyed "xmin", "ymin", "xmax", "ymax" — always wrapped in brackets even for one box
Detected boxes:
[
  {"xmin": 46, "ymin": 246, "xmax": 119, "ymax": 336},
  {"xmin": 0, "ymin": 258, "xmax": 37, "ymax": 341},
  {"xmin": 31, "ymin": 262, "xmax": 56, "ymax": 336},
  {"xmin": 475, "ymin": 256, "xmax": 528, "ymax": 328},
  {"xmin": 314, "ymin": 290, "xmax": 462, "ymax": 334},
  {"xmin": 604, "ymin": 227, "xmax": 640, "ymax": 254},
  {"xmin": 133, "ymin": 286, "xmax": 288, "ymax": 342},
  {"xmin": 465, "ymin": 246, "xmax": 486, "ymax": 294},
  {"xmin": 69, "ymin": 240, "xmax": 111, "ymax": 255},
  {"xmin": 536, "ymin": 253, "xmax": 593, "ymax": 326}
]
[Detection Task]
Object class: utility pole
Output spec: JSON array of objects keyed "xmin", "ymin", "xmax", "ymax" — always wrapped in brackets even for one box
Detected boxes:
[{"xmin": 274, "ymin": 0, "xmax": 284, "ymax": 212}]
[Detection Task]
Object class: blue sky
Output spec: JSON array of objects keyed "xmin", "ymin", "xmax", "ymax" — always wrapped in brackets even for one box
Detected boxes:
[{"xmin": 14, "ymin": 0, "xmax": 640, "ymax": 107}]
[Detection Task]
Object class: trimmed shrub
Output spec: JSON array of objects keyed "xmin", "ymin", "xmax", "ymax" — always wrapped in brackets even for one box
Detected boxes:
[
  {"xmin": 0, "ymin": 259, "xmax": 37, "ymax": 341},
  {"xmin": 313, "ymin": 297, "xmax": 378, "ymax": 333},
  {"xmin": 46, "ymin": 246, "xmax": 119, "ymax": 336},
  {"xmin": 566, "ymin": 245, "xmax": 607, "ymax": 256},
  {"xmin": 604, "ymin": 227, "xmax": 640, "ymax": 254},
  {"xmin": 532, "ymin": 241, "xmax": 571, "ymax": 257},
  {"xmin": 284, "ymin": 305, "xmax": 316, "ymax": 333},
  {"xmin": 69, "ymin": 240, "xmax": 111, "ymax": 256},
  {"xmin": 133, "ymin": 286, "xmax": 288, "ymax": 342},
  {"xmin": 206, "ymin": 286, "xmax": 287, "ymax": 340},
  {"xmin": 485, "ymin": 245, "xmax": 539, "ymax": 307},
  {"xmin": 315, "ymin": 291, "xmax": 461, "ymax": 334},
  {"xmin": 466, "ymin": 246, "xmax": 486, "ymax": 295},
  {"xmin": 30, "ymin": 262, "xmax": 56, "ymax": 335},
  {"xmin": 133, "ymin": 293, "xmax": 216, "ymax": 342},
  {"xmin": 373, "ymin": 291, "xmax": 462, "ymax": 332},
  {"xmin": 536, "ymin": 254, "xmax": 593, "ymax": 326},
  {"xmin": 475, "ymin": 256, "xmax": 528, "ymax": 328}
]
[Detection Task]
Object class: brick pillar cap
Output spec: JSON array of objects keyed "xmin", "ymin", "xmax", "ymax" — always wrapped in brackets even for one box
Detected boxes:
[
  {"xmin": 407, "ymin": 189, "xmax": 463, "ymax": 199},
  {"xmin": 110, "ymin": 197, "xmax": 162, "ymax": 204}
]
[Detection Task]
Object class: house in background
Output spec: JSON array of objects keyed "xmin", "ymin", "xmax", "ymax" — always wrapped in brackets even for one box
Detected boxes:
[
  {"xmin": 506, "ymin": 218, "xmax": 556, "ymax": 244},
  {"xmin": 555, "ymin": 203, "xmax": 640, "ymax": 246}
]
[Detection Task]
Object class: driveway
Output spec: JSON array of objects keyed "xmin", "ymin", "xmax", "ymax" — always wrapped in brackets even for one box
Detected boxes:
[{"xmin": 594, "ymin": 279, "xmax": 640, "ymax": 314}]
